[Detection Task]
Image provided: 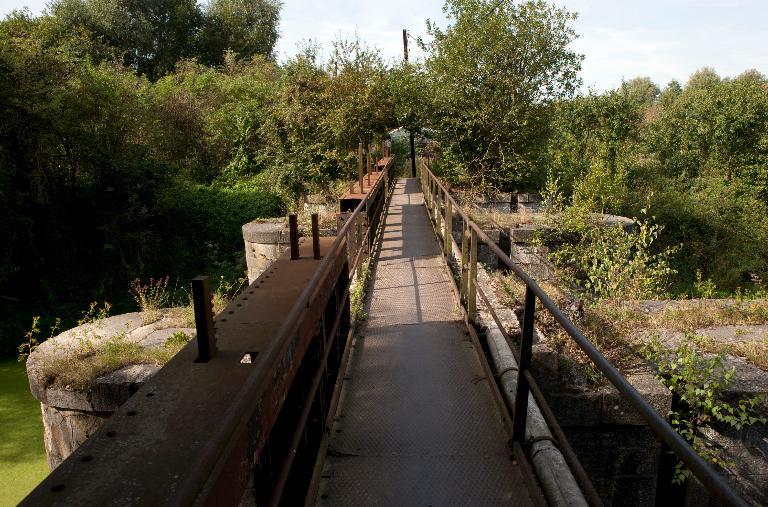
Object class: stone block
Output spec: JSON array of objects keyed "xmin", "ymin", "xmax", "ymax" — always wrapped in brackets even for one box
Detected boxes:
[
  {"xmin": 26, "ymin": 309, "xmax": 194, "ymax": 469},
  {"xmin": 601, "ymin": 370, "xmax": 671, "ymax": 426}
]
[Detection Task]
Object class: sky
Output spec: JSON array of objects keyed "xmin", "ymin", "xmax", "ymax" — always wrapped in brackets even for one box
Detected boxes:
[{"xmin": 1, "ymin": 0, "xmax": 766, "ymax": 92}]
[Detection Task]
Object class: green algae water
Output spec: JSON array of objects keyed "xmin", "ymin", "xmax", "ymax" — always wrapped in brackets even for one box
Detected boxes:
[{"xmin": 0, "ymin": 360, "xmax": 48, "ymax": 505}]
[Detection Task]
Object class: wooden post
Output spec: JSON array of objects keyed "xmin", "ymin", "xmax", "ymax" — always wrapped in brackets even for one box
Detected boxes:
[
  {"xmin": 435, "ymin": 188, "xmax": 442, "ymax": 233},
  {"xmin": 358, "ymin": 142, "xmax": 364, "ymax": 193},
  {"xmin": 468, "ymin": 228, "xmax": 478, "ymax": 319}
]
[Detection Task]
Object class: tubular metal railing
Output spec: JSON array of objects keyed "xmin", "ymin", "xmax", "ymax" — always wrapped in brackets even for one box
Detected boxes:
[{"xmin": 418, "ymin": 160, "xmax": 748, "ymax": 507}]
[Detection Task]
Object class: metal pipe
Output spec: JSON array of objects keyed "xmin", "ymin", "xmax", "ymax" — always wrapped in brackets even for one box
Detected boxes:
[{"xmin": 475, "ymin": 284, "xmax": 603, "ymax": 506}]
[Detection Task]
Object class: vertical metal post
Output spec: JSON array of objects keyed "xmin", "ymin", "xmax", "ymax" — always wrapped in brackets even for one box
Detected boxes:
[
  {"xmin": 289, "ymin": 214, "xmax": 299, "ymax": 260},
  {"xmin": 512, "ymin": 286, "xmax": 536, "ymax": 443},
  {"xmin": 192, "ymin": 276, "xmax": 216, "ymax": 362},
  {"xmin": 444, "ymin": 196, "xmax": 452, "ymax": 253},
  {"xmin": 358, "ymin": 142, "xmax": 364, "ymax": 193},
  {"xmin": 468, "ymin": 228, "xmax": 478, "ymax": 318},
  {"xmin": 366, "ymin": 143, "xmax": 371, "ymax": 186},
  {"xmin": 311, "ymin": 213, "xmax": 320, "ymax": 260},
  {"xmin": 460, "ymin": 225, "xmax": 469, "ymax": 303}
]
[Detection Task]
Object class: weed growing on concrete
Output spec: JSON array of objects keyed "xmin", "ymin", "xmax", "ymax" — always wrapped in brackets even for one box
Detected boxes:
[
  {"xmin": 78, "ymin": 302, "xmax": 112, "ymax": 325},
  {"xmin": 644, "ymin": 334, "xmax": 767, "ymax": 484},
  {"xmin": 212, "ymin": 275, "xmax": 246, "ymax": 314},
  {"xmin": 18, "ymin": 316, "xmax": 60, "ymax": 363},
  {"xmin": 351, "ymin": 263, "xmax": 372, "ymax": 324},
  {"xmin": 41, "ymin": 333, "xmax": 183, "ymax": 391}
]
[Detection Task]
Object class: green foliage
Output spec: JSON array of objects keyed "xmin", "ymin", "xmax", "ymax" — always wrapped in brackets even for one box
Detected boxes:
[
  {"xmin": 620, "ymin": 76, "xmax": 660, "ymax": 106},
  {"xmin": 130, "ymin": 277, "xmax": 174, "ymax": 313},
  {"xmin": 48, "ymin": 0, "xmax": 281, "ymax": 80},
  {"xmin": 548, "ymin": 67, "xmax": 768, "ymax": 294},
  {"xmin": 164, "ymin": 330, "xmax": 192, "ymax": 349},
  {"xmin": 549, "ymin": 212, "xmax": 678, "ymax": 301},
  {"xmin": 423, "ymin": 0, "xmax": 582, "ymax": 191},
  {"xmin": 644, "ymin": 334, "xmax": 767, "ymax": 483},
  {"xmin": 350, "ymin": 263, "xmax": 371, "ymax": 323},
  {"xmin": 199, "ymin": 0, "xmax": 281, "ymax": 66},
  {"xmin": 693, "ymin": 270, "xmax": 717, "ymax": 299},
  {"xmin": 77, "ymin": 301, "xmax": 112, "ymax": 325}
]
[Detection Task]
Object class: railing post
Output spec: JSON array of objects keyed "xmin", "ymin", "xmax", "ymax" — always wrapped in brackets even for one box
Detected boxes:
[
  {"xmin": 512, "ymin": 286, "xmax": 535, "ymax": 444},
  {"xmin": 460, "ymin": 224, "xmax": 469, "ymax": 303},
  {"xmin": 311, "ymin": 213, "xmax": 320, "ymax": 260},
  {"xmin": 289, "ymin": 214, "xmax": 299, "ymax": 260},
  {"xmin": 366, "ymin": 143, "xmax": 371, "ymax": 186},
  {"xmin": 435, "ymin": 188, "xmax": 442, "ymax": 236},
  {"xmin": 467, "ymin": 227, "xmax": 478, "ymax": 318},
  {"xmin": 192, "ymin": 276, "xmax": 216, "ymax": 362},
  {"xmin": 444, "ymin": 196, "xmax": 452, "ymax": 253},
  {"xmin": 358, "ymin": 142, "xmax": 364, "ymax": 193}
]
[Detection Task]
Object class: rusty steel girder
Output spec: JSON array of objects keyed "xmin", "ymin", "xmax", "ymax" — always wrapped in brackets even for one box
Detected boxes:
[{"xmin": 22, "ymin": 158, "xmax": 396, "ymax": 507}]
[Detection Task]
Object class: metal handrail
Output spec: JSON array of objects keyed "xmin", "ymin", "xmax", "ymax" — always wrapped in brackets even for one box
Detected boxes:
[
  {"xmin": 419, "ymin": 161, "xmax": 748, "ymax": 507},
  {"xmin": 184, "ymin": 157, "xmax": 396, "ymax": 503}
]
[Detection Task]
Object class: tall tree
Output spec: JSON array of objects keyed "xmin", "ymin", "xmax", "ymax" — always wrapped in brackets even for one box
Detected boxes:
[
  {"xmin": 199, "ymin": 0, "xmax": 281, "ymax": 66},
  {"xmin": 620, "ymin": 76, "xmax": 660, "ymax": 106},
  {"xmin": 423, "ymin": 0, "xmax": 582, "ymax": 190}
]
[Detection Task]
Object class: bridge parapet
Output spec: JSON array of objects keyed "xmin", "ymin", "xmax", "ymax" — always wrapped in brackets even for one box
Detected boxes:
[{"xmin": 22, "ymin": 153, "xmax": 395, "ymax": 506}]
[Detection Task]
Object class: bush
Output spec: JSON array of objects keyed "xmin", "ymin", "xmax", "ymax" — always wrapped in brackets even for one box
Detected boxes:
[{"xmin": 549, "ymin": 211, "xmax": 678, "ymax": 301}]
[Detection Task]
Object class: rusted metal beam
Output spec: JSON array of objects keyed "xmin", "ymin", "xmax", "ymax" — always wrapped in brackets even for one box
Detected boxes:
[
  {"xmin": 192, "ymin": 276, "xmax": 217, "ymax": 362},
  {"xmin": 311, "ymin": 213, "xmax": 320, "ymax": 260},
  {"xmin": 290, "ymin": 214, "xmax": 299, "ymax": 260},
  {"xmin": 22, "ymin": 159, "xmax": 397, "ymax": 507}
]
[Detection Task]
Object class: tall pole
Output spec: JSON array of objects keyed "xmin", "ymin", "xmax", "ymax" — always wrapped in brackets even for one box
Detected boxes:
[{"xmin": 403, "ymin": 29, "xmax": 417, "ymax": 178}]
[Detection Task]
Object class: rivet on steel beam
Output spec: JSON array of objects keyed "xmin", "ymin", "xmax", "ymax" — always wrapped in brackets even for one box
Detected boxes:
[
  {"xmin": 289, "ymin": 214, "xmax": 299, "ymax": 260},
  {"xmin": 311, "ymin": 213, "xmax": 321, "ymax": 260},
  {"xmin": 192, "ymin": 276, "xmax": 216, "ymax": 362}
]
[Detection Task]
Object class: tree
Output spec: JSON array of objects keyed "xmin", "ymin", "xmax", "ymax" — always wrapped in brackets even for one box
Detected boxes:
[
  {"xmin": 423, "ymin": 0, "xmax": 582, "ymax": 191},
  {"xmin": 48, "ymin": 0, "xmax": 282, "ymax": 79},
  {"xmin": 50, "ymin": 0, "xmax": 202, "ymax": 80},
  {"xmin": 199, "ymin": 0, "xmax": 281, "ymax": 66},
  {"xmin": 620, "ymin": 76, "xmax": 660, "ymax": 106}
]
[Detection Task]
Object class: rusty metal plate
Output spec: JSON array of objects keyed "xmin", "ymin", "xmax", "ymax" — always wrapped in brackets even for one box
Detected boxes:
[{"xmin": 22, "ymin": 238, "xmax": 344, "ymax": 506}]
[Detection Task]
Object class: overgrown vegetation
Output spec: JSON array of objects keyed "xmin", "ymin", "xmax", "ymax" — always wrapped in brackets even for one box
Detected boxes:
[
  {"xmin": 39, "ymin": 329, "xmax": 193, "ymax": 391},
  {"xmin": 350, "ymin": 263, "xmax": 372, "ymax": 324},
  {"xmin": 0, "ymin": 3, "xmax": 397, "ymax": 356},
  {"xmin": 644, "ymin": 334, "xmax": 767, "ymax": 483}
]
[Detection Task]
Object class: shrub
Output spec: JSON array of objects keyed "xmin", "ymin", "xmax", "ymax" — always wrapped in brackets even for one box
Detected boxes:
[
  {"xmin": 644, "ymin": 334, "xmax": 767, "ymax": 483},
  {"xmin": 548, "ymin": 211, "xmax": 678, "ymax": 301}
]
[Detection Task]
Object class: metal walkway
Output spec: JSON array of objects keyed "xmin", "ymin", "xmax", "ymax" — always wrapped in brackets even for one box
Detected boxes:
[{"xmin": 316, "ymin": 178, "xmax": 534, "ymax": 506}]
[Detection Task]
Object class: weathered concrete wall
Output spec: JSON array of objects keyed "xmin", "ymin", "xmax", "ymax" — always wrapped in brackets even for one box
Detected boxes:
[
  {"xmin": 26, "ymin": 310, "xmax": 193, "ymax": 469},
  {"xmin": 242, "ymin": 220, "xmax": 290, "ymax": 284}
]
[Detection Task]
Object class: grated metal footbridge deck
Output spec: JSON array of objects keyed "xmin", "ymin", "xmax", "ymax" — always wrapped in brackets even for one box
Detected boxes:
[{"xmin": 315, "ymin": 178, "xmax": 536, "ymax": 505}]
